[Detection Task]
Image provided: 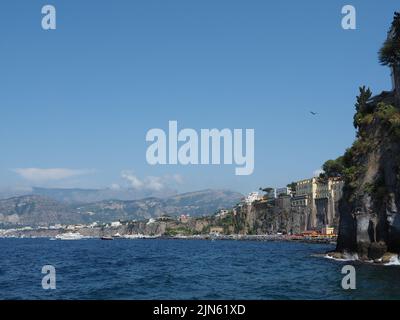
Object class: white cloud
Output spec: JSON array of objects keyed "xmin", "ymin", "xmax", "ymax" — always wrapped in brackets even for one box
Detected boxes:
[
  {"xmin": 13, "ymin": 168, "xmax": 93, "ymax": 182},
  {"xmin": 171, "ymin": 174, "xmax": 184, "ymax": 184},
  {"xmin": 121, "ymin": 171, "xmax": 183, "ymax": 191},
  {"xmin": 313, "ymin": 168, "xmax": 324, "ymax": 177},
  {"xmin": 110, "ymin": 183, "xmax": 121, "ymax": 190},
  {"xmin": 121, "ymin": 171, "xmax": 144, "ymax": 189},
  {"xmin": 146, "ymin": 176, "xmax": 164, "ymax": 191}
]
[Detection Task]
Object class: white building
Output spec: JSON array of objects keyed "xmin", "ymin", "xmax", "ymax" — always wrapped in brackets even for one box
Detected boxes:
[
  {"xmin": 244, "ymin": 192, "xmax": 263, "ymax": 204},
  {"xmin": 276, "ymin": 187, "xmax": 291, "ymax": 197},
  {"xmin": 146, "ymin": 218, "xmax": 156, "ymax": 225},
  {"xmin": 216, "ymin": 209, "xmax": 230, "ymax": 218},
  {"xmin": 111, "ymin": 221, "xmax": 122, "ymax": 227}
]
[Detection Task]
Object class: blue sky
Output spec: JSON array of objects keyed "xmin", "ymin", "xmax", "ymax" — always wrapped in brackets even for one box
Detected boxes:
[{"xmin": 0, "ymin": 0, "xmax": 398, "ymax": 194}]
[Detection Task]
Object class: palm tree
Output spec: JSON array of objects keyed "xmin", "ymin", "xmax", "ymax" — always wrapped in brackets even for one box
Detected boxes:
[{"xmin": 379, "ymin": 12, "xmax": 400, "ymax": 107}]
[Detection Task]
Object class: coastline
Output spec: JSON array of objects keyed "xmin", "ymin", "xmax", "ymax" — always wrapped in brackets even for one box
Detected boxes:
[{"xmin": 0, "ymin": 229, "xmax": 336, "ymax": 245}]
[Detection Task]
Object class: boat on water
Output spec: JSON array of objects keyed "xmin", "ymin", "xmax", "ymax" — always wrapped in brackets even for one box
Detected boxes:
[
  {"xmin": 55, "ymin": 232, "xmax": 85, "ymax": 240},
  {"xmin": 101, "ymin": 236, "xmax": 114, "ymax": 241}
]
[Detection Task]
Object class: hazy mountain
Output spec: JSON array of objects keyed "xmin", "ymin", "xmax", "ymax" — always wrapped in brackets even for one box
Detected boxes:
[
  {"xmin": 31, "ymin": 187, "xmax": 178, "ymax": 204},
  {"xmin": 0, "ymin": 189, "xmax": 243, "ymax": 227},
  {"xmin": 0, "ymin": 195, "xmax": 82, "ymax": 227},
  {"xmin": 0, "ymin": 188, "xmax": 32, "ymax": 200},
  {"xmin": 76, "ymin": 189, "xmax": 243, "ymax": 222}
]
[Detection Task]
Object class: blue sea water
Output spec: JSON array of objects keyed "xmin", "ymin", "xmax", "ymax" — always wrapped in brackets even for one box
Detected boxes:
[{"xmin": 0, "ymin": 239, "xmax": 399, "ymax": 300}]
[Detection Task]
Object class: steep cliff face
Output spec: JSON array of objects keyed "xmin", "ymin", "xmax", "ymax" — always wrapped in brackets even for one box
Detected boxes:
[
  {"xmin": 333, "ymin": 12, "xmax": 400, "ymax": 260},
  {"xmin": 232, "ymin": 202, "xmax": 307, "ymax": 235},
  {"xmin": 336, "ymin": 91, "xmax": 400, "ymax": 259}
]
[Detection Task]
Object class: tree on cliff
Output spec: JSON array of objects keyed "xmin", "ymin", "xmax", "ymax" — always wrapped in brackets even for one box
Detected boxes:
[
  {"xmin": 379, "ymin": 11, "xmax": 400, "ymax": 106},
  {"xmin": 353, "ymin": 86, "xmax": 373, "ymax": 130},
  {"xmin": 320, "ymin": 157, "xmax": 345, "ymax": 178},
  {"xmin": 259, "ymin": 187, "xmax": 275, "ymax": 199},
  {"xmin": 287, "ymin": 182, "xmax": 296, "ymax": 194}
]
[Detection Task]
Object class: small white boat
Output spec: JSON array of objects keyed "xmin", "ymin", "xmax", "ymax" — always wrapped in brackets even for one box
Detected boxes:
[{"xmin": 55, "ymin": 232, "xmax": 85, "ymax": 240}]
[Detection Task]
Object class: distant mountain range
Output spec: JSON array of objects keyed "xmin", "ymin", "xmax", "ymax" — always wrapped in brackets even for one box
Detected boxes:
[
  {"xmin": 0, "ymin": 195, "xmax": 80, "ymax": 227},
  {"xmin": 0, "ymin": 189, "xmax": 243, "ymax": 228},
  {"xmin": 30, "ymin": 187, "xmax": 178, "ymax": 203}
]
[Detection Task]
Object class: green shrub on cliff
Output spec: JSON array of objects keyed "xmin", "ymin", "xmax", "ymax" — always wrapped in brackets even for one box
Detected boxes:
[
  {"xmin": 375, "ymin": 102, "xmax": 398, "ymax": 120},
  {"xmin": 322, "ymin": 99, "xmax": 400, "ymax": 204},
  {"xmin": 353, "ymin": 86, "xmax": 373, "ymax": 130},
  {"xmin": 374, "ymin": 102, "xmax": 400, "ymax": 139}
]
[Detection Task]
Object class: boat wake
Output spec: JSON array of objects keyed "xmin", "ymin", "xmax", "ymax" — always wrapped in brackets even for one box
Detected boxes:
[{"xmin": 54, "ymin": 232, "xmax": 87, "ymax": 240}]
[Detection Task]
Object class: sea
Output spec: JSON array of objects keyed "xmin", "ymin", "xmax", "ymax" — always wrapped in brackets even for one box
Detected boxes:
[{"xmin": 0, "ymin": 238, "xmax": 399, "ymax": 300}]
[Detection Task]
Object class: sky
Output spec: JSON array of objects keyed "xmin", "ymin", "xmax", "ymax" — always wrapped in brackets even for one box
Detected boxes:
[{"xmin": 0, "ymin": 0, "xmax": 399, "ymax": 194}]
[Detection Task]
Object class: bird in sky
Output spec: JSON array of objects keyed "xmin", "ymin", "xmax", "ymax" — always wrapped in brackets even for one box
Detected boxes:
[{"xmin": 310, "ymin": 111, "xmax": 318, "ymax": 115}]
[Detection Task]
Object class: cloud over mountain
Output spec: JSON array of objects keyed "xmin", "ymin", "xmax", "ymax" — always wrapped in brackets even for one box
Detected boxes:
[
  {"xmin": 13, "ymin": 168, "xmax": 94, "ymax": 182},
  {"xmin": 120, "ymin": 171, "xmax": 183, "ymax": 191}
]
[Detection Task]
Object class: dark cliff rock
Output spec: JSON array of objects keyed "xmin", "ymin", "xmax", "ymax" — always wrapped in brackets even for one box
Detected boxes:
[
  {"xmin": 335, "ymin": 12, "xmax": 400, "ymax": 260},
  {"xmin": 336, "ymin": 91, "xmax": 400, "ymax": 259},
  {"xmin": 232, "ymin": 201, "xmax": 307, "ymax": 235}
]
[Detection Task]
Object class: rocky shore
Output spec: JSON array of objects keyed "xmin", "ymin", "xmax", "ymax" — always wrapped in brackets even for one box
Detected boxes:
[{"xmin": 326, "ymin": 250, "xmax": 399, "ymax": 265}]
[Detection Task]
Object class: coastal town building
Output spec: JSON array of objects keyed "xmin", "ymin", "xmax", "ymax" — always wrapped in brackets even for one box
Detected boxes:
[
  {"xmin": 216, "ymin": 209, "xmax": 229, "ymax": 218},
  {"xmin": 295, "ymin": 178, "xmax": 318, "ymax": 199},
  {"xmin": 315, "ymin": 177, "xmax": 344, "ymax": 231},
  {"xmin": 179, "ymin": 214, "xmax": 190, "ymax": 223},
  {"xmin": 321, "ymin": 226, "xmax": 335, "ymax": 236},
  {"xmin": 291, "ymin": 196, "xmax": 307, "ymax": 207},
  {"xmin": 291, "ymin": 178, "xmax": 318, "ymax": 229},
  {"xmin": 111, "ymin": 221, "xmax": 122, "ymax": 227},
  {"xmin": 147, "ymin": 218, "xmax": 156, "ymax": 225},
  {"xmin": 236, "ymin": 177, "xmax": 344, "ymax": 234},
  {"xmin": 275, "ymin": 194, "xmax": 292, "ymax": 210},
  {"xmin": 290, "ymin": 177, "xmax": 344, "ymax": 232},
  {"xmin": 276, "ymin": 187, "xmax": 292, "ymax": 197},
  {"xmin": 244, "ymin": 192, "xmax": 263, "ymax": 204},
  {"xmin": 209, "ymin": 227, "xmax": 224, "ymax": 235}
]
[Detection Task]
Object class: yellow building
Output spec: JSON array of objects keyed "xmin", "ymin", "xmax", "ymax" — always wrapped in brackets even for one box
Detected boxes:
[
  {"xmin": 292, "ymin": 178, "xmax": 318, "ymax": 206},
  {"xmin": 209, "ymin": 227, "xmax": 224, "ymax": 235},
  {"xmin": 315, "ymin": 177, "xmax": 344, "ymax": 200},
  {"xmin": 291, "ymin": 177, "xmax": 344, "ymax": 231},
  {"xmin": 295, "ymin": 178, "xmax": 318, "ymax": 198},
  {"xmin": 321, "ymin": 226, "xmax": 335, "ymax": 236}
]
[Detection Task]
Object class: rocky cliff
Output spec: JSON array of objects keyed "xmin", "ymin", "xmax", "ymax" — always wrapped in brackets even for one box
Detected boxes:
[
  {"xmin": 335, "ymin": 13, "xmax": 400, "ymax": 260},
  {"xmin": 232, "ymin": 201, "xmax": 307, "ymax": 235},
  {"xmin": 335, "ymin": 90, "xmax": 400, "ymax": 259}
]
